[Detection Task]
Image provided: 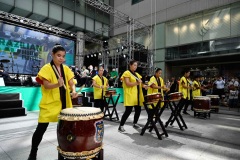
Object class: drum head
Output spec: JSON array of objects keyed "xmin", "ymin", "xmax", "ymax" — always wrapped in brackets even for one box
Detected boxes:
[
  {"xmin": 193, "ymin": 96, "xmax": 210, "ymax": 100},
  {"xmin": 59, "ymin": 107, "xmax": 103, "ymax": 121},
  {"xmin": 206, "ymin": 95, "xmax": 219, "ymax": 98}
]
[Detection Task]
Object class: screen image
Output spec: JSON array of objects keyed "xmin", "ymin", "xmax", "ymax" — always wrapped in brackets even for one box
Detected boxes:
[{"xmin": 0, "ymin": 22, "xmax": 75, "ymax": 75}]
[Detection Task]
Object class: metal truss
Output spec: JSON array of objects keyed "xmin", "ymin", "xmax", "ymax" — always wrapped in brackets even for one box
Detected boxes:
[
  {"xmin": 0, "ymin": 11, "xmax": 103, "ymax": 44},
  {"xmin": 82, "ymin": 0, "xmax": 150, "ymax": 38},
  {"xmin": 0, "ymin": 11, "xmax": 75, "ymax": 38}
]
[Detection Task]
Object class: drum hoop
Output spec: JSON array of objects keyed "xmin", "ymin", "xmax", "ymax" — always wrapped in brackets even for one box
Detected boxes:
[
  {"xmin": 57, "ymin": 145, "xmax": 102, "ymax": 159},
  {"xmin": 59, "ymin": 111, "xmax": 104, "ymax": 121},
  {"xmin": 193, "ymin": 108, "xmax": 210, "ymax": 112},
  {"xmin": 168, "ymin": 92, "xmax": 182, "ymax": 96},
  {"xmin": 145, "ymin": 93, "xmax": 162, "ymax": 97}
]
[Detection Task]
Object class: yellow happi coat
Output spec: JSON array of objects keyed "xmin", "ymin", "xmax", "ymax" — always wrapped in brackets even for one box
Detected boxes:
[
  {"xmin": 92, "ymin": 75, "xmax": 108, "ymax": 99},
  {"xmin": 121, "ymin": 70, "xmax": 144, "ymax": 107},
  {"xmin": 37, "ymin": 63, "xmax": 74, "ymax": 122},
  {"xmin": 147, "ymin": 76, "xmax": 165, "ymax": 108},
  {"xmin": 179, "ymin": 76, "xmax": 191, "ymax": 100},
  {"xmin": 192, "ymin": 80, "xmax": 201, "ymax": 98}
]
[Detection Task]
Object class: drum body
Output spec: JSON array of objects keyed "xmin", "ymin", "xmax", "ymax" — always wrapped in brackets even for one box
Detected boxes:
[
  {"xmin": 168, "ymin": 92, "xmax": 183, "ymax": 101},
  {"xmin": 193, "ymin": 96, "xmax": 211, "ymax": 112},
  {"xmin": 206, "ymin": 95, "xmax": 220, "ymax": 106},
  {"xmin": 57, "ymin": 107, "xmax": 104, "ymax": 159},
  {"xmin": 145, "ymin": 93, "xmax": 162, "ymax": 103},
  {"xmin": 71, "ymin": 94, "xmax": 83, "ymax": 106},
  {"xmin": 105, "ymin": 89, "xmax": 116, "ymax": 97}
]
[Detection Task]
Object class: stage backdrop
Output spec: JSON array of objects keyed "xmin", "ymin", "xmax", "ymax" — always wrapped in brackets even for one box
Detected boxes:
[
  {"xmin": 0, "ymin": 87, "xmax": 123, "ymax": 111},
  {"xmin": 0, "ymin": 22, "xmax": 75, "ymax": 75}
]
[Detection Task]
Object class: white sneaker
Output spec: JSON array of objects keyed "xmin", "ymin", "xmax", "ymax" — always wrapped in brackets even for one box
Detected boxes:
[
  {"xmin": 133, "ymin": 123, "xmax": 142, "ymax": 129},
  {"xmin": 118, "ymin": 126, "xmax": 125, "ymax": 132}
]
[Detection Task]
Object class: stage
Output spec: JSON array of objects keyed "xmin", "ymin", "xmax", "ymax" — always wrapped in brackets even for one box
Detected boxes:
[{"xmin": 0, "ymin": 86, "xmax": 123, "ymax": 111}]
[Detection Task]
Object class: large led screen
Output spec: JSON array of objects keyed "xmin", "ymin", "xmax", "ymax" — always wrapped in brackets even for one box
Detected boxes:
[{"xmin": 0, "ymin": 22, "xmax": 75, "ymax": 75}]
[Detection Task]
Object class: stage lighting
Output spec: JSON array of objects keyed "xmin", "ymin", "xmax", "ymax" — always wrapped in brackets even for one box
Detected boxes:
[
  {"xmin": 116, "ymin": 48, "xmax": 119, "ymax": 52},
  {"xmin": 123, "ymin": 54, "xmax": 126, "ymax": 58},
  {"xmin": 87, "ymin": 55, "xmax": 89, "ymax": 58},
  {"xmin": 91, "ymin": 54, "xmax": 93, "ymax": 57},
  {"xmin": 94, "ymin": 54, "xmax": 97, "ymax": 57},
  {"xmin": 99, "ymin": 52, "xmax": 102, "ymax": 55},
  {"xmin": 107, "ymin": 50, "xmax": 110, "ymax": 54}
]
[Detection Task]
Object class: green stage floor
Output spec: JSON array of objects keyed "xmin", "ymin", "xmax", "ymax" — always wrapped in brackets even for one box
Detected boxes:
[{"xmin": 0, "ymin": 86, "xmax": 123, "ymax": 111}]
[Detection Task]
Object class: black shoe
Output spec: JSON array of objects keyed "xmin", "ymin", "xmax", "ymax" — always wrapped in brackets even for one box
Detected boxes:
[
  {"xmin": 118, "ymin": 126, "xmax": 125, "ymax": 132},
  {"xmin": 183, "ymin": 112, "xmax": 190, "ymax": 115},
  {"xmin": 27, "ymin": 154, "xmax": 37, "ymax": 160}
]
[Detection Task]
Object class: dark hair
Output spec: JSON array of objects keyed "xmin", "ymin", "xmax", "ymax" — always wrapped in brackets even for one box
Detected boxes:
[
  {"xmin": 52, "ymin": 43, "xmax": 65, "ymax": 54},
  {"xmin": 129, "ymin": 60, "xmax": 138, "ymax": 66},
  {"xmin": 182, "ymin": 68, "xmax": 190, "ymax": 75},
  {"xmin": 155, "ymin": 68, "xmax": 162, "ymax": 73}
]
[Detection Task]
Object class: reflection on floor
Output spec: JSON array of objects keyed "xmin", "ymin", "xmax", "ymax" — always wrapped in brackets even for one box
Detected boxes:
[{"xmin": 0, "ymin": 104, "xmax": 240, "ymax": 160}]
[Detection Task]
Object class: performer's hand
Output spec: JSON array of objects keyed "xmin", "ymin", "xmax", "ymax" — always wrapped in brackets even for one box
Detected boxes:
[
  {"xmin": 71, "ymin": 92, "xmax": 78, "ymax": 99},
  {"xmin": 143, "ymin": 85, "xmax": 149, "ymax": 90},
  {"xmin": 58, "ymin": 77, "xmax": 64, "ymax": 87},
  {"xmin": 137, "ymin": 79, "xmax": 142, "ymax": 84}
]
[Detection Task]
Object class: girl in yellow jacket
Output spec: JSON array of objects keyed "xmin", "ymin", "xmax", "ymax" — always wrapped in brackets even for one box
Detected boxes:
[
  {"xmin": 28, "ymin": 44, "xmax": 78, "ymax": 160},
  {"xmin": 118, "ymin": 60, "xmax": 148, "ymax": 132},
  {"xmin": 147, "ymin": 68, "xmax": 169, "ymax": 108}
]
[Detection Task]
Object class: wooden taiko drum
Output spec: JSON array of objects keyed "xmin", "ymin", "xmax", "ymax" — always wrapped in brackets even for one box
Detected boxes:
[
  {"xmin": 57, "ymin": 107, "xmax": 104, "ymax": 159},
  {"xmin": 193, "ymin": 96, "xmax": 211, "ymax": 112},
  {"xmin": 71, "ymin": 94, "xmax": 83, "ymax": 106},
  {"xmin": 206, "ymin": 95, "xmax": 220, "ymax": 106},
  {"xmin": 145, "ymin": 93, "xmax": 162, "ymax": 103},
  {"xmin": 168, "ymin": 92, "xmax": 183, "ymax": 101},
  {"xmin": 105, "ymin": 89, "xmax": 116, "ymax": 97}
]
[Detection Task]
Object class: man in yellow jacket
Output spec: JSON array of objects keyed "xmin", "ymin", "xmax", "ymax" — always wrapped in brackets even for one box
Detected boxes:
[
  {"xmin": 92, "ymin": 66, "xmax": 109, "ymax": 112},
  {"xmin": 178, "ymin": 69, "xmax": 192, "ymax": 115}
]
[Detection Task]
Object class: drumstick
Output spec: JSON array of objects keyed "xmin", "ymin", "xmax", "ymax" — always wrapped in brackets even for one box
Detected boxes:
[
  {"xmin": 76, "ymin": 84, "xmax": 85, "ymax": 94},
  {"xmin": 52, "ymin": 65, "xmax": 67, "ymax": 90}
]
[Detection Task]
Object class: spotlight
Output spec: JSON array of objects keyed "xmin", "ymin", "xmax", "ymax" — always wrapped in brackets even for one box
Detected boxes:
[
  {"xmin": 94, "ymin": 54, "xmax": 96, "ymax": 57},
  {"xmin": 20, "ymin": 19, "xmax": 24, "ymax": 23},
  {"xmin": 121, "ymin": 46, "xmax": 124, "ymax": 50},
  {"xmin": 87, "ymin": 55, "xmax": 89, "ymax": 58},
  {"xmin": 99, "ymin": 52, "xmax": 102, "ymax": 55},
  {"xmin": 91, "ymin": 54, "xmax": 93, "ymax": 57},
  {"xmin": 71, "ymin": 33, "xmax": 73, "ymax": 36},
  {"xmin": 116, "ymin": 48, "xmax": 119, "ymax": 52},
  {"xmin": 49, "ymin": 27, "xmax": 52, "ymax": 30},
  {"xmin": 123, "ymin": 54, "xmax": 126, "ymax": 58},
  {"xmin": 107, "ymin": 50, "xmax": 110, "ymax": 54}
]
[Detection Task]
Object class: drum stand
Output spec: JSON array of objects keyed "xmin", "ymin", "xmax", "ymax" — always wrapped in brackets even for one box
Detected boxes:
[
  {"xmin": 103, "ymin": 94, "xmax": 120, "ymax": 121},
  {"xmin": 140, "ymin": 100, "xmax": 168, "ymax": 140},
  {"xmin": 165, "ymin": 99, "xmax": 188, "ymax": 131}
]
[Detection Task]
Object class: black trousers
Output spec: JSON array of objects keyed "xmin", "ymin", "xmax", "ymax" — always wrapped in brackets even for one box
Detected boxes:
[
  {"xmin": 178, "ymin": 98, "xmax": 192, "ymax": 113},
  {"xmin": 30, "ymin": 123, "xmax": 49, "ymax": 156},
  {"xmin": 120, "ymin": 106, "xmax": 141, "ymax": 126},
  {"xmin": 94, "ymin": 99, "xmax": 105, "ymax": 112}
]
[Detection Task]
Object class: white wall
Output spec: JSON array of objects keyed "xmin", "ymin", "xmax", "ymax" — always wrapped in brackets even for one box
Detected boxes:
[{"xmin": 113, "ymin": 0, "xmax": 240, "ymax": 36}]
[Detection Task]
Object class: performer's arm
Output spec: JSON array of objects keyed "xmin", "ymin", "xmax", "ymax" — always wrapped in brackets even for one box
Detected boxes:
[
  {"xmin": 42, "ymin": 77, "xmax": 63, "ymax": 89},
  {"xmin": 124, "ymin": 77, "xmax": 140, "ymax": 87},
  {"xmin": 92, "ymin": 80, "xmax": 103, "ymax": 88},
  {"xmin": 69, "ymin": 78, "xmax": 77, "ymax": 98}
]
